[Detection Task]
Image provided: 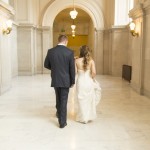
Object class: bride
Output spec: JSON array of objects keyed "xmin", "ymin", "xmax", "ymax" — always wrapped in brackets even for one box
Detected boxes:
[{"xmin": 75, "ymin": 45, "xmax": 100, "ymax": 123}]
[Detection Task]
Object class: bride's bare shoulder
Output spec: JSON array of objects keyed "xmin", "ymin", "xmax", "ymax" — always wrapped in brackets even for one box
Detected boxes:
[
  {"xmin": 76, "ymin": 57, "xmax": 83, "ymax": 62},
  {"xmin": 89, "ymin": 58, "xmax": 94, "ymax": 63}
]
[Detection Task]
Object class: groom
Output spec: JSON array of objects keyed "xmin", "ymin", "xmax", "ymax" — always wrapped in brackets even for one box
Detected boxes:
[{"xmin": 44, "ymin": 34, "xmax": 75, "ymax": 128}]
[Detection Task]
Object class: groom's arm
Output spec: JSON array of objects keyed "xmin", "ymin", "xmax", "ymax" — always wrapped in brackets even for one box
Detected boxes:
[
  {"xmin": 44, "ymin": 50, "xmax": 51, "ymax": 70},
  {"xmin": 69, "ymin": 52, "xmax": 75, "ymax": 86}
]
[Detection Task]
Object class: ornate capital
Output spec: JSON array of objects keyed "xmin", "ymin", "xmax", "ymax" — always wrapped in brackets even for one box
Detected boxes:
[
  {"xmin": 143, "ymin": 0, "xmax": 150, "ymax": 14},
  {"xmin": 129, "ymin": 4, "xmax": 144, "ymax": 20}
]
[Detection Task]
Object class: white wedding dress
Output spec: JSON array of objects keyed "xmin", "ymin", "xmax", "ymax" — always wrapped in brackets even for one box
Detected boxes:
[{"xmin": 76, "ymin": 69, "xmax": 100, "ymax": 123}]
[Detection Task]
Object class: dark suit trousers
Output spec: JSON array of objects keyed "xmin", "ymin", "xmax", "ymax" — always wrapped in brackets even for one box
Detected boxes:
[{"xmin": 54, "ymin": 87, "xmax": 69, "ymax": 126}]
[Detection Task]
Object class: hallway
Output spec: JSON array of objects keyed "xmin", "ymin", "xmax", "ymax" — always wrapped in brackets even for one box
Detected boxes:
[{"xmin": 0, "ymin": 75, "xmax": 150, "ymax": 150}]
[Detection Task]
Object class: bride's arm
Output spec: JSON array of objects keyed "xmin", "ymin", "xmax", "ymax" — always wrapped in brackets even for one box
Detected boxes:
[{"xmin": 91, "ymin": 60, "xmax": 96, "ymax": 78}]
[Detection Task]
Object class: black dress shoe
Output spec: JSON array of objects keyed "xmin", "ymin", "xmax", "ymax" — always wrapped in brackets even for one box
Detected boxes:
[{"xmin": 60, "ymin": 123, "xmax": 67, "ymax": 128}]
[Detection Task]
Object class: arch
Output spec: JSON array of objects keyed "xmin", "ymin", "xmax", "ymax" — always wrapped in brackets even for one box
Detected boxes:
[{"xmin": 41, "ymin": 0, "xmax": 104, "ymax": 30}]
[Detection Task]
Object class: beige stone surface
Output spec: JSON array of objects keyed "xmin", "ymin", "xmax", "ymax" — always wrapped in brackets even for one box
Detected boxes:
[
  {"xmin": 1, "ymin": 0, "xmax": 150, "ymax": 99},
  {"xmin": 0, "ymin": 75, "xmax": 150, "ymax": 150}
]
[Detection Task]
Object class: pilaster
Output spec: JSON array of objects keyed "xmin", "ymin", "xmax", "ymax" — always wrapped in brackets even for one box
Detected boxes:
[
  {"xmin": 129, "ymin": 4, "xmax": 145, "ymax": 94},
  {"xmin": 42, "ymin": 26, "xmax": 51, "ymax": 74},
  {"xmin": 17, "ymin": 23, "xmax": 36, "ymax": 75},
  {"xmin": 94, "ymin": 29, "xmax": 104, "ymax": 74},
  {"xmin": 0, "ymin": 0, "xmax": 15, "ymax": 95}
]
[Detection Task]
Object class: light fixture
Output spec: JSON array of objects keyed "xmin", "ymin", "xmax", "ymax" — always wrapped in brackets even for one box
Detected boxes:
[
  {"xmin": 71, "ymin": 19, "xmax": 76, "ymax": 30},
  {"xmin": 72, "ymin": 31, "xmax": 76, "ymax": 38},
  {"xmin": 72, "ymin": 30, "xmax": 75, "ymax": 33},
  {"xmin": 71, "ymin": 20, "xmax": 76, "ymax": 37},
  {"xmin": 71, "ymin": 24, "xmax": 76, "ymax": 30},
  {"xmin": 3, "ymin": 20, "xmax": 12, "ymax": 35},
  {"xmin": 70, "ymin": 0, "xmax": 78, "ymax": 19},
  {"xmin": 129, "ymin": 22, "xmax": 138, "ymax": 37}
]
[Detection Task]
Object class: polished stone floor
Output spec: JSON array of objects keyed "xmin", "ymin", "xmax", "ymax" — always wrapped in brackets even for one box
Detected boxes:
[{"xmin": 0, "ymin": 75, "xmax": 150, "ymax": 150}]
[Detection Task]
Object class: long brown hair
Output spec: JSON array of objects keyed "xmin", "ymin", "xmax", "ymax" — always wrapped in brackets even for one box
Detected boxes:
[{"xmin": 79, "ymin": 45, "xmax": 91, "ymax": 71}]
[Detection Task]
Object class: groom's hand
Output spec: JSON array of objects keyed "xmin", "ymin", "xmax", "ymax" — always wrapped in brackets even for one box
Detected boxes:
[{"xmin": 70, "ymin": 84, "xmax": 74, "ymax": 88}]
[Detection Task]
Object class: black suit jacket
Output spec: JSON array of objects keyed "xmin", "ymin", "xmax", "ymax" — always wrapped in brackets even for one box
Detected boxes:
[{"xmin": 44, "ymin": 45, "xmax": 75, "ymax": 88}]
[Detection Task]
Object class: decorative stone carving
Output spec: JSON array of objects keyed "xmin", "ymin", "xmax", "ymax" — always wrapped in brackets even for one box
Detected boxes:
[{"xmin": 129, "ymin": 3, "xmax": 144, "ymax": 20}]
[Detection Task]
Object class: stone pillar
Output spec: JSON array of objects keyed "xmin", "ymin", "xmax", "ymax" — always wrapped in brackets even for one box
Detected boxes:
[
  {"xmin": 129, "ymin": 4, "xmax": 144, "ymax": 94},
  {"xmin": 42, "ymin": 26, "xmax": 52, "ymax": 73},
  {"xmin": 94, "ymin": 29, "xmax": 104, "ymax": 74},
  {"xmin": 17, "ymin": 24, "xmax": 36, "ymax": 75},
  {"xmin": 103, "ymin": 29, "xmax": 111, "ymax": 75},
  {"xmin": 108, "ymin": 29, "xmax": 113, "ymax": 75},
  {"xmin": 0, "ymin": 1, "xmax": 14, "ymax": 95},
  {"xmin": 140, "ymin": 1, "xmax": 150, "ymax": 97},
  {"xmin": 36, "ymin": 27, "xmax": 43, "ymax": 74},
  {"xmin": 111, "ymin": 26, "xmax": 129, "ymax": 76},
  {"xmin": 11, "ymin": 23, "xmax": 18, "ymax": 77}
]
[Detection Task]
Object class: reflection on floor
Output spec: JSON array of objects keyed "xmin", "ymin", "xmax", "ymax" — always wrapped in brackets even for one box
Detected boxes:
[{"xmin": 0, "ymin": 75, "xmax": 150, "ymax": 150}]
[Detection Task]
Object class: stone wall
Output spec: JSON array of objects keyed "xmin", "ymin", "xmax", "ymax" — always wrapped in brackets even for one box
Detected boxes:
[{"xmin": 0, "ymin": 0, "xmax": 16, "ymax": 95}]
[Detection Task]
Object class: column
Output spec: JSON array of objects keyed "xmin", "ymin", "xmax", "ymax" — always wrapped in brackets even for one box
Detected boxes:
[
  {"xmin": 17, "ymin": 24, "xmax": 36, "ymax": 75},
  {"xmin": 0, "ymin": 1, "xmax": 14, "ymax": 95},
  {"xmin": 129, "ymin": 4, "xmax": 144, "ymax": 94},
  {"xmin": 42, "ymin": 26, "xmax": 52, "ymax": 73},
  {"xmin": 94, "ymin": 30, "xmax": 104, "ymax": 74}
]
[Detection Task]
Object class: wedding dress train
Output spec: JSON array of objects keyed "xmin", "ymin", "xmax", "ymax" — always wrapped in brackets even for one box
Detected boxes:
[{"xmin": 76, "ymin": 69, "xmax": 101, "ymax": 123}]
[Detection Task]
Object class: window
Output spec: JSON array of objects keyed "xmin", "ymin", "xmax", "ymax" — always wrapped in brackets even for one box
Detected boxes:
[
  {"xmin": 115, "ymin": 0, "xmax": 134, "ymax": 25},
  {"xmin": 2, "ymin": 0, "xmax": 9, "ymax": 4}
]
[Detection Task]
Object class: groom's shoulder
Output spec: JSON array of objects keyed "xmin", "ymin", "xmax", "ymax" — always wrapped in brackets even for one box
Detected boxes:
[
  {"xmin": 47, "ymin": 46, "xmax": 57, "ymax": 53},
  {"xmin": 65, "ymin": 47, "xmax": 74, "ymax": 54}
]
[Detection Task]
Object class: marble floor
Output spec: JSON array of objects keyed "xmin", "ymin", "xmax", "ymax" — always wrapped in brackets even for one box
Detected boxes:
[{"xmin": 0, "ymin": 75, "xmax": 150, "ymax": 150}]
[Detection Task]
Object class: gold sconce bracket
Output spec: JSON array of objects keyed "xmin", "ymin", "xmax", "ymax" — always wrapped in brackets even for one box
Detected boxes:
[
  {"xmin": 130, "ymin": 30, "xmax": 139, "ymax": 37},
  {"xmin": 129, "ymin": 22, "xmax": 139, "ymax": 37},
  {"xmin": 3, "ymin": 27, "xmax": 12, "ymax": 34},
  {"xmin": 2, "ymin": 20, "xmax": 12, "ymax": 35}
]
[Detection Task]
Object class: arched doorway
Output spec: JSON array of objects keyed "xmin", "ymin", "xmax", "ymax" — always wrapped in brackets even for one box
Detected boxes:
[
  {"xmin": 41, "ymin": 0, "xmax": 104, "ymax": 74},
  {"xmin": 53, "ymin": 8, "xmax": 94, "ymax": 57}
]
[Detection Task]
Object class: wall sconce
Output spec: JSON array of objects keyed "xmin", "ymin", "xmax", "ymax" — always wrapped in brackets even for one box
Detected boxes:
[
  {"xmin": 129, "ymin": 22, "xmax": 138, "ymax": 37},
  {"xmin": 3, "ymin": 20, "xmax": 12, "ymax": 35}
]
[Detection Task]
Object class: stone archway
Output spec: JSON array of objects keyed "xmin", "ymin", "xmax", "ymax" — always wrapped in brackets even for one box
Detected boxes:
[{"xmin": 41, "ymin": 0, "xmax": 105, "ymax": 74}]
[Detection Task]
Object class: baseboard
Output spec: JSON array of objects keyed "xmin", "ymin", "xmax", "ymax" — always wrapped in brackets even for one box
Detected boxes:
[
  {"xmin": 142, "ymin": 89, "xmax": 150, "ymax": 98},
  {"xmin": 131, "ymin": 82, "xmax": 142, "ymax": 94}
]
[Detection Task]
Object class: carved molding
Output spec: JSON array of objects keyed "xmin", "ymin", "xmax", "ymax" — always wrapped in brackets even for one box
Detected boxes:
[
  {"xmin": 143, "ymin": 0, "xmax": 150, "ymax": 15},
  {"xmin": 42, "ymin": 0, "xmax": 104, "ymax": 30},
  {"xmin": 143, "ymin": 0, "xmax": 150, "ymax": 9},
  {"xmin": 129, "ymin": 4, "xmax": 144, "ymax": 20},
  {"xmin": 18, "ymin": 23, "xmax": 37, "ymax": 29},
  {"xmin": 112, "ymin": 25, "xmax": 127, "ymax": 29},
  {"xmin": 0, "ymin": 1, "xmax": 15, "ymax": 18},
  {"xmin": 111, "ymin": 25, "xmax": 128, "ymax": 33},
  {"xmin": 95, "ymin": 29, "xmax": 105, "ymax": 34}
]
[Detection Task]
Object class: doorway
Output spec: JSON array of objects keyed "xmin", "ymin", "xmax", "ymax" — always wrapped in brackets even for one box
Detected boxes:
[{"xmin": 53, "ymin": 8, "xmax": 94, "ymax": 57}]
